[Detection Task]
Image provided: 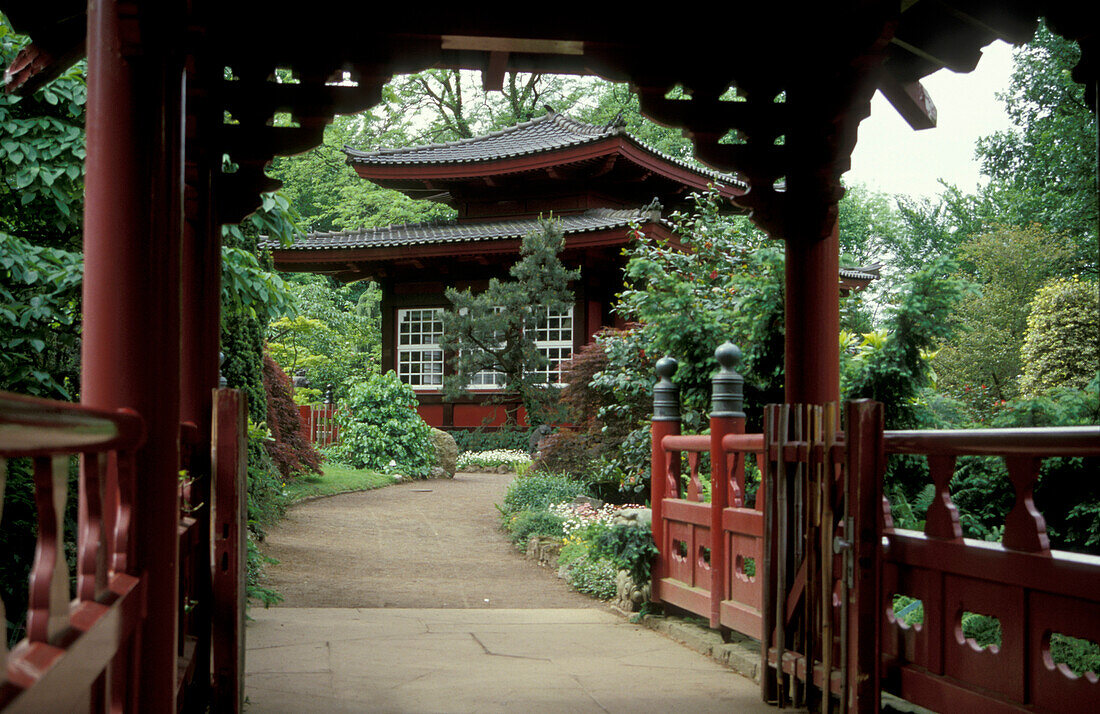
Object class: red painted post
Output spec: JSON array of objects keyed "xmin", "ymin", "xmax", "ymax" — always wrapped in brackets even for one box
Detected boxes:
[
  {"xmin": 784, "ymin": 220, "xmax": 840, "ymax": 404},
  {"xmin": 651, "ymin": 357, "xmax": 680, "ymax": 605},
  {"xmin": 709, "ymin": 342, "xmax": 745, "ymax": 628},
  {"xmin": 212, "ymin": 389, "xmax": 247, "ymax": 713},
  {"xmin": 84, "ymin": 2, "xmax": 185, "ymax": 709},
  {"xmin": 844, "ymin": 400, "xmax": 884, "ymax": 713}
]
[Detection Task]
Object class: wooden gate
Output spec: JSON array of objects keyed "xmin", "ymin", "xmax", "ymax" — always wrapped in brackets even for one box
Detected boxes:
[{"xmin": 759, "ymin": 400, "xmax": 883, "ymax": 712}]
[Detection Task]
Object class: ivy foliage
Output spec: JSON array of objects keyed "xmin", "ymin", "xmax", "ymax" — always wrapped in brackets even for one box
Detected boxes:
[{"xmin": 329, "ymin": 371, "xmax": 435, "ymax": 476}]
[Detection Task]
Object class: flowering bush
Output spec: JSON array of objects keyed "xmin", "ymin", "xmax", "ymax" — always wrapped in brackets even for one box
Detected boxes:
[
  {"xmin": 457, "ymin": 449, "xmax": 532, "ymax": 471},
  {"xmin": 548, "ymin": 501, "xmax": 644, "ymax": 542}
]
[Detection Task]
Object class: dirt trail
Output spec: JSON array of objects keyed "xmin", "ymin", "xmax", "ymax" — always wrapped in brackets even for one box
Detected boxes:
[{"xmin": 259, "ymin": 471, "xmax": 596, "ymax": 609}]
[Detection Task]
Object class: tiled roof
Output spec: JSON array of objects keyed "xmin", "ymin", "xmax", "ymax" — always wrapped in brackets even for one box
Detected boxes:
[
  {"xmin": 345, "ymin": 109, "xmax": 740, "ymax": 187},
  {"xmin": 838, "ymin": 264, "xmax": 881, "ymax": 281},
  {"xmin": 262, "ymin": 207, "xmax": 661, "ymax": 252}
]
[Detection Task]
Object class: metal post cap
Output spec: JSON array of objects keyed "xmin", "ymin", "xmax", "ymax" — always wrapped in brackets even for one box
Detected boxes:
[
  {"xmin": 711, "ymin": 341, "xmax": 745, "ymax": 418},
  {"xmin": 653, "ymin": 356, "xmax": 680, "ymax": 421}
]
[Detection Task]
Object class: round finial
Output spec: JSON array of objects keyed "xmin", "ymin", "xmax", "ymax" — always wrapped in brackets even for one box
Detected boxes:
[
  {"xmin": 656, "ymin": 356, "xmax": 678, "ymax": 380},
  {"xmin": 655, "ymin": 354, "xmax": 673, "ymax": 378},
  {"xmin": 715, "ymin": 342, "xmax": 742, "ymax": 370}
]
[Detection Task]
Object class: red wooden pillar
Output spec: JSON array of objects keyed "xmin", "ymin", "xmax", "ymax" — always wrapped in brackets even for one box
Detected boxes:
[
  {"xmin": 709, "ymin": 342, "xmax": 744, "ymax": 628},
  {"xmin": 84, "ymin": 2, "xmax": 185, "ymax": 710},
  {"xmin": 784, "ymin": 220, "xmax": 841, "ymax": 404},
  {"xmin": 650, "ymin": 357, "xmax": 680, "ymax": 604}
]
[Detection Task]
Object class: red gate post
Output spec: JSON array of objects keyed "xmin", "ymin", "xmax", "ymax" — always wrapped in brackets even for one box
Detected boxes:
[
  {"xmin": 844, "ymin": 400, "xmax": 885, "ymax": 714},
  {"xmin": 709, "ymin": 343, "xmax": 745, "ymax": 628},
  {"xmin": 212, "ymin": 389, "xmax": 247, "ymax": 713},
  {"xmin": 650, "ymin": 357, "xmax": 680, "ymax": 604},
  {"xmin": 84, "ymin": 2, "xmax": 186, "ymax": 709}
]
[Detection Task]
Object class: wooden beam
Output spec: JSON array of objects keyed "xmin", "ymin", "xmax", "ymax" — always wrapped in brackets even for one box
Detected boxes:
[
  {"xmin": 878, "ymin": 72, "xmax": 936, "ymax": 131},
  {"xmin": 441, "ymin": 35, "xmax": 583, "ymax": 55},
  {"xmin": 483, "ymin": 51, "xmax": 508, "ymax": 91}
]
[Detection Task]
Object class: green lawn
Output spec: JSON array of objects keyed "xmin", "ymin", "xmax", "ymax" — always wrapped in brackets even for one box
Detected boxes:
[{"xmin": 282, "ymin": 462, "xmax": 396, "ymax": 503}]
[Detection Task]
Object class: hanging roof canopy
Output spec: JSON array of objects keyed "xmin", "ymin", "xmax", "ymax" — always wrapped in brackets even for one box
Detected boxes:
[
  {"xmin": 3, "ymin": 3, "xmax": 1095, "ymax": 240},
  {"xmin": 266, "ymin": 207, "xmax": 672, "ymax": 282},
  {"xmin": 343, "ymin": 109, "xmax": 744, "ymax": 212}
]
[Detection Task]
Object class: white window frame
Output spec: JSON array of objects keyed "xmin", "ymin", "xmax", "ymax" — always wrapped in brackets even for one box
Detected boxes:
[
  {"xmin": 395, "ymin": 304, "xmax": 574, "ymax": 391},
  {"xmin": 396, "ymin": 308, "xmax": 444, "ymax": 390},
  {"xmin": 531, "ymin": 305, "xmax": 574, "ymax": 387}
]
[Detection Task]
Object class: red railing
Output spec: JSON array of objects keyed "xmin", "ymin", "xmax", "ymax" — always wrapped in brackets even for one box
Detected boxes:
[
  {"xmin": 652, "ymin": 429, "xmax": 766, "ymax": 638},
  {"xmin": 880, "ymin": 426, "xmax": 1100, "ymax": 713},
  {"xmin": 298, "ymin": 403, "xmax": 338, "ymax": 447},
  {"xmin": 648, "ymin": 350, "xmax": 1100, "ymax": 712},
  {"xmin": 0, "ymin": 391, "xmax": 146, "ymax": 711},
  {"xmin": 650, "ymin": 348, "xmax": 766, "ymax": 640}
]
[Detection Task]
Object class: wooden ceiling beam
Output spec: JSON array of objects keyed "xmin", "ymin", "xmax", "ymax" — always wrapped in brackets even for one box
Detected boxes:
[
  {"xmin": 483, "ymin": 50, "xmax": 508, "ymax": 91},
  {"xmin": 878, "ymin": 71, "xmax": 936, "ymax": 130}
]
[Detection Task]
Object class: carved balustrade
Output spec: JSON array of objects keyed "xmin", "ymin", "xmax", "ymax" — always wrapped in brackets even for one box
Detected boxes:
[
  {"xmin": 650, "ymin": 344, "xmax": 766, "ymax": 638},
  {"xmin": 880, "ymin": 427, "xmax": 1100, "ymax": 713},
  {"xmin": 0, "ymin": 391, "xmax": 145, "ymax": 711}
]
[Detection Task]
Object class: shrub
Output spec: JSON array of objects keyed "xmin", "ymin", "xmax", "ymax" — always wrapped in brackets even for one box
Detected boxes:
[
  {"xmin": 533, "ymin": 428, "xmax": 599, "ymax": 477},
  {"xmin": 1019, "ymin": 276, "xmax": 1099, "ymax": 397},
  {"xmin": 567, "ymin": 556, "xmax": 618, "ymax": 599},
  {"xmin": 329, "ymin": 371, "xmax": 435, "ymax": 477},
  {"xmin": 591, "ymin": 524, "xmax": 658, "ymax": 585},
  {"xmin": 261, "ymin": 351, "xmax": 322, "ymax": 479},
  {"xmin": 499, "ymin": 473, "xmax": 591, "ymax": 517},
  {"xmin": 451, "ymin": 427, "xmax": 531, "ymax": 453},
  {"xmin": 507, "ymin": 510, "xmax": 565, "ymax": 548}
]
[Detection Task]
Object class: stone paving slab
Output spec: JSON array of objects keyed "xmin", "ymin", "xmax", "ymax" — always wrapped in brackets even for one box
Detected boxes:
[{"xmin": 246, "ymin": 607, "xmax": 777, "ymax": 713}]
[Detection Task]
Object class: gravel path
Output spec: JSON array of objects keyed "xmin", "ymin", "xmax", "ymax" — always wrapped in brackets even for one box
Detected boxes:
[{"xmin": 259, "ymin": 471, "xmax": 596, "ymax": 609}]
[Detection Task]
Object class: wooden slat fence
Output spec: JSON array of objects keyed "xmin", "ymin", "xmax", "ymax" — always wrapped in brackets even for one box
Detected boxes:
[{"xmin": 298, "ymin": 403, "xmax": 338, "ymax": 447}]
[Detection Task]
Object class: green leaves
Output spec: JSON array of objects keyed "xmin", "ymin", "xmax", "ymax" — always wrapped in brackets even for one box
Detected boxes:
[
  {"xmin": 0, "ymin": 19, "xmax": 86, "ymax": 247},
  {"xmin": 329, "ymin": 372, "xmax": 435, "ymax": 476},
  {"xmin": 0, "ymin": 231, "xmax": 83, "ymax": 399},
  {"xmin": 440, "ymin": 219, "xmax": 579, "ymax": 423}
]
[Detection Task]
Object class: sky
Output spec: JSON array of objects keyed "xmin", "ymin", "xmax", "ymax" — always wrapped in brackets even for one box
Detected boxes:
[{"xmin": 846, "ymin": 41, "xmax": 1017, "ymax": 200}]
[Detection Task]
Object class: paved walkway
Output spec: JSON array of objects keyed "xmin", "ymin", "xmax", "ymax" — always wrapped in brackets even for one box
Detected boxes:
[{"xmin": 245, "ymin": 471, "xmax": 773, "ymax": 712}]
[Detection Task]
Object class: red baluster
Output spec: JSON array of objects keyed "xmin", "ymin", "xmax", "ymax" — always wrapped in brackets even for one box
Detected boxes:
[
  {"xmin": 924, "ymin": 455, "xmax": 962, "ymax": 540},
  {"xmin": 78, "ymin": 452, "xmax": 110, "ymax": 602},
  {"xmin": 687, "ymin": 451, "xmax": 702, "ymax": 501},
  {"xmin": 1002, "ymin": 455, "xmax": 1049, "ymax": 553},
  {"xmin": 28, "ymin": 455, "xmax": 72, "ymax": 643}
]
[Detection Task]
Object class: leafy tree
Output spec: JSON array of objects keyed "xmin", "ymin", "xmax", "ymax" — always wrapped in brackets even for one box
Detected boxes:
[
  {"xmin": 615, "ymin": 187, "xmax": 784, "ymax": 426},
  {"xmin": 836, "ymin": 182, "xmax": 899, "ymax": 268},
  {"xmin": 842, "ymin": 255, "xmax": 972, "ymax": 429},
  {"xmin": 266, "ymin": 274, "xmax": 381, "ymax": 403},
  {"xmin": 266, "ymin": 114, "xmax": 454, "ymax": 233},
  {"xmin": 0, "ymin": 17, "xmax": 86, "ymax": 251},
  {"xmin": 933, "ymin": 225, "xmax": 1075, "ymax": 418},
  {"xmin": 0, "ymin": 232, "xmax": 82, "ymax": 398},
  {"xmin": 975, "ymin": 21, "xmax": 1098, "ymax": 273},
  {"xmin": 440, "ymin": 219, "xmax": 580, "ymax": 424},
  {"xmin": 1018, "ymin": 276, "xmax": 1099, "ymax": 396}
]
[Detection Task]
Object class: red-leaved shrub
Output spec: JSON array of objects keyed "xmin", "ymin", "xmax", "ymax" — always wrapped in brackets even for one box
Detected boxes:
[{"xmin": 262, "ymin": 351, "xmax": 323, "ymax": 479}]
